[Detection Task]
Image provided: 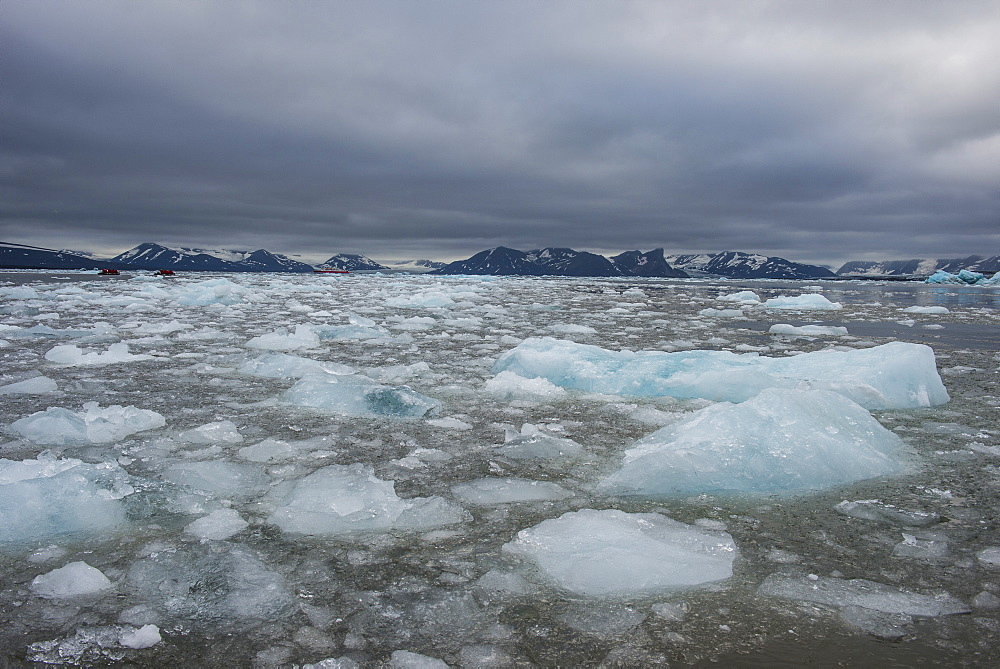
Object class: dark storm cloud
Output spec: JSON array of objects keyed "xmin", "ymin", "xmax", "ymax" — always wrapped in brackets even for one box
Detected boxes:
[{"xmin": 2, "ymin": 0, "xmax": 998, "ymax": 266}]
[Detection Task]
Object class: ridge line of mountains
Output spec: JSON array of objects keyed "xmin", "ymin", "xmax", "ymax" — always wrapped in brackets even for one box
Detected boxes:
[{"xmin": 2, "ymin": 241, "xmax": 997, "ymax": 280}]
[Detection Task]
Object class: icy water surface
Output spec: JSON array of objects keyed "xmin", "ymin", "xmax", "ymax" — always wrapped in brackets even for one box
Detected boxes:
[{"xmin": 1, "ymin": 271, "xmax": 999, "ymax": 666}]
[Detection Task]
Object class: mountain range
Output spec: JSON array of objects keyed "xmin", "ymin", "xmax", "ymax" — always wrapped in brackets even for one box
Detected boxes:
[{"xmin": 837, "ymin": 255, "xmax": 1000, "ymax": 276}]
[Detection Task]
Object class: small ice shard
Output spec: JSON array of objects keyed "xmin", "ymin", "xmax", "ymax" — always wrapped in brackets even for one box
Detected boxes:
[
  {"xmin": 451, "ymin": 477, "xmax": 573, "ymax": 505},
  {"xmin": 385, "ymin": 291, "xmax": 456, "ymax": 308},
  {"xmin": 238, "ymin": 438, "xmax": 298, "ymax": 463},
  {"xmin": 902, "ymin": 305, "xmax": 949, "ymax": 314},
  {"xmin": 284, "ymin": 373, "xmax": 441, "ymax": 418},
  {"xmin": 502, "ymin": 509, "xmax": 737, "ymax": 597},
  {"xmin": 184, "ymin": 509, "xmax": 249, "ymax": 540},
  {"xmin": 474, "ymin": 569, "xmax": 537, "ymax": 600},
  {"xmin": 838, "ymin": 605, "xmax": 911, "ymax": 638},
  {"xmin": 44, "ymin": 342, "xmax": 152, "ymax": 366},
  {"xmin": 556, "ymin": 602, "xmax": 646, "ymax": 636},
  {"xmin": 484, "ymin": 370, "xmax": 566, "ymax": 401},
  {"xmin": 119, "ymin": 624, "xmax": 161, "ymax": 649},
  {"xmin": 31, "ymin": 561, "xmax": 113, "ymax": 598},
  {"xmin": 892, "ymin": 533, "xmax": 949, "ymax": 560},
  {"xmin": 763, "ymin": 294, "xmax": 842, "ymax": 310},
  {"xmin": 768, "ymin": 324, "xmax": 849, "ymax": 336},
  {"xmin": 0, "ymin": 375, "xmax": 58, "ymax": 394},
  {"xmin": 268, "ymin": 463, "xmax": 468, "ymax": 535},
  {"xmin": 240, "ymin": 352, "xmax": 355, "ymax": 378},
  {"xmin": 426, "ymin": 417, "xmax": 473, "ymax": 430},
  {"xmin": 493, "ymin": 337, "xmax": 948, "ymax": 409},
  {"xmin": 834, "ymin": 500, "xmax": 939, "ymax": 527},
  {"xmin": 499, "ymin": 424, "xmax": 584, "ymax": 460},
  {"xmin": 163, "ymin": 461, "xmax": 270, "ymax": 500},
  {"xmin": 717, "ymin": 290, "xmax": 761, "ymax": 304},
  {"xmin": 651, "ymin": 601, "xmax": 689, "ymax": 622},
  {"xmin": 246, "ymin": 324, "xmax": 320, "ymax": 351},
  {"xmin": 7, "ymin": 402, "xmax": 165, "ymax": 445},
  {"xmin": 977, "ymin": 547, "xmax": 1000, "ymax": 566},
  {"xmin": 388, "ymin": 649, "xmax": 449, "ymax": 668},
  {"xmin": 972, "ymin": 591, "xmax": 1000, "ymax": 609},
  {"xmin": 757, "ymin": 574, "xmax": 969, "ymax": 616},
  {"xmin": 178, "ymin": 420, "xmax": 244, "ymax": 444},
  {"xmin": 698, "ymin": 308, "xmax": 744, "ymax": 318},
  {"xmin": 598, "ymin": 389, "xmax": 907, "ymax": 496}
]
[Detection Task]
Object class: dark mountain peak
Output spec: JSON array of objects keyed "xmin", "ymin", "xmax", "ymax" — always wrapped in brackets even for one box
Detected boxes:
[
  {"xmin": 666, "ymin": 251, "xmax": 834, "ymax": 279},
  {"xmin": 319, "ymin": 253, "xmax": 388, "ymax": 271},
  {"xmin": 610, "ymin": 248, "xmax": 688, "ymax": 278}
]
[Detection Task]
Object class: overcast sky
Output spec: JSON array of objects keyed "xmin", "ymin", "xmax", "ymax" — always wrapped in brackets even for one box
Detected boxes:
[{"xmin": 2, "ymin": 1, "xmax": 998, "ymax": 267}]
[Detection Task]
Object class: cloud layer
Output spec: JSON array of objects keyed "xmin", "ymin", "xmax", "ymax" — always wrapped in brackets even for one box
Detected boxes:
[{"xmin": 2, "ymin": 1, "xmax": 998, "ymax": 265}]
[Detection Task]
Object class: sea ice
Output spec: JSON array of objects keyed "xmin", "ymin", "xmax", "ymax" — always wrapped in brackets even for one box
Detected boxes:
[
  {"xmin": 502, "ymin": 509, "xmax": 737, "ymax": 597},
  {"xmin": 493, "ymin": 337, "xmax": 948, "ymax": 409},
  {"xmin": 768, "ymin": 324, "xmax": 849, "ymax": 336},
  {"xmin": 163, "ymin": 461, "xmax": 270, "ymax": 500},
  {"xmin": 246, "ymin": 324, "xmax": 320, "ymax": 351},
  {"xmin": 184, "ymin": 509, "xmax": 250, "ymax": 540},
  {"xmin": 925, "ymin": 269, "xmax": 999, "ymax": 285},
  {"xmin": 172, "ymin": 278, "xmax": 248, "ymax": 305},
  {"xmin": 178, "ymin": 419, "xmax": 244, "ymax": 444},
  {"xmin": 902, "ymin": 305, "xmax": 949, "ymax": 314},
  {"xmin": 388, "ymin": 650, "xmax": 449, "ymax": 668},
  {"xmin": 834, "ymin": 500, "xmax": 939, "ymax": 527},
  {"xmin": 8, "ymin": 402, "xmax": 165, "ymax": 445},
  {"xmin": 717, "ymin": 290, "xmax": 761, "ymax": 304},
  {"xmin": 267, "ymin": 463, "xmax": 468, "ymax": 535},
  {"xmin": 0, "ymin": 375, "xmax": 58, "ymax": 394},
  {"xmin": 118, "ymin": 624, "xmax": 161, "ymax": 649},
  {"xmin": 44, "ymin": 342, "xmax": 153, "ymax": 366},
  {"xmin": 757, "ymin": 574, "xmax": 969, "ymax": 616},
  {"xmin": 240, "ymin": 352, "xmax": 354, "ymax": 378},
  {"xmin": 451, "ymin": 477, "xmax": 573, "ymax": 505},
  {"xmin": 284, "ymin": 373, "xmax": 441, "ymax": 418},
  {"xmin": 31, "ymin": 561, "xmax": 113, "ymax": 598},
  {"xmin": 599, "ymin": 388, "xmax": 907, "ymax": 496},
  {"xmin": 0, "ymin": 455, "xmax": 134, "ymax": 545},
  {"xmin": 484, "ymin": 370, "xmax": 566, "ymax": 401},
  {"xmin": 385, "ymin": 291, "xmax": 456, "ymax": 308},
  {"xmin": 238, "ymin": 438, "xmax": 299, "ymax": 462},
  {"xmin": 499, "ymin": 424, "xmax": 585, "ymax": 460},
  {"xmin": 763, "ymin": 294, "xmax": 842, "ymax": 310}
]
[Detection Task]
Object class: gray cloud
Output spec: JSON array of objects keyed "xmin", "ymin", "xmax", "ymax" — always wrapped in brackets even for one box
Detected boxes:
[{"xmin": 2, "ymin": 0, "xmax": 998, "ymax": 266}]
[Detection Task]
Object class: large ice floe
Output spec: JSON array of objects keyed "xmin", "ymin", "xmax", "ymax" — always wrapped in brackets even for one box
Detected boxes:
[
  {"xmin": 8, "ymin": 402, "xmax": 165, "ymax": 445},
  {"xmin": 283, "ymin": 373, "xmax": 441, "ymax": 417},
  {"xmin": 503, "ymin": 509, "xmax": 737, "ymax": 597},
  {"xmin": 598, "ymin": 388, "xmax": 908, "ymax": 496},
  {"xmin": 493, "ymin": 337, "xmax": 948, "ymax": 409},
  {"xmin": 267, "ymin": 463, "xmax": 468, "ymax": 535}
]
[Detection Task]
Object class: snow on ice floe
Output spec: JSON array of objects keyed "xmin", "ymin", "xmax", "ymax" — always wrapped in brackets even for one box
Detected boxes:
[
  {"xmin": 171, "ymin": 277, "xmax": 249, "ymax": 305},
  {"xmin": 717, "ymin": 290, "xmax": 761, "ymax": 304},
  {"xmin": 502, "ymin": 509, "xmax": 737, "ymax": 597},
  {"xmin": 451, "ymin": 477, "xmax": 573, "ymax": 505},
  {"xmin": 768, "ymin": 324, "xmax": 849, "ymax": 336},
  {"xmin": 0, "ymin": 375, "xmax": 58, "ymax": 394},
  {"xmin": 763, "ymin": 294, "xmax": 842, "ymax": 310},
  {"xmin": 757, "ymin": 573, "xmax": 969, "ymax": 617},
  {"xmin": 493, "ymin": 338, "xmax": 948, "ymax": 409},
  {"xmin": 246, "ymin": 324, "xmax": 321, "ymax": 351},
  {"xmin": 267, "ymin": 463, "xmax": 468, "ymax": 535},
  {"xmin": 8, "ymin": 402, "xmax": 165, "ymax": 445},
  {"xmin": 31, "ymin": 561, "xmax": 113, "ymax": 598},
  {"xmin": 0, "ymin": 455, "xmax": 134, "ymax": 545},
  {"xmin": 484, "ymin": 370, "xmax": 566, "ymax": 401},
  {"xmin": 902, "ymin": 305, "xmax": 950, "ymax": 314},
  {"xmin": 44, "ymin": 342, "xmax": 153, "ymax": 366},
  {"xmin": 284, "ymin": 373, "xmax": 441, "ymax": 418},
  {"xmin": 240, "ymin": 352, "xmax": 355, "ymax": 378},
  {"xmin": 598, "ymin": 389, "xmax": 908, "ymax": 496}
]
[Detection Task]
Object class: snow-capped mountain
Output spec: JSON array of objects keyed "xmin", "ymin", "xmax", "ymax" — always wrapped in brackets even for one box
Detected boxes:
[
  {"xmin": 383, "ymin": 259, "xmax": 447, "ymax": 272},
  {"xmin": 666, "ymin": 251, "xmax": 835, "ymax": 279},
  {"xmin": 432, "ymin": 247, "xmax": 689, "ymax": 277},
  {"xmin": 0, "ymin": 241, "xmax": 121, "ymax": 270},
  {"xmin": 838, "ymin": 255, "xmax": 1000, "ymax": 277},
  {"xmin": 317, "ymin": 254, "xmax": 388, "ymax": 271},
  {"xmin": 610, "ymin": 249, "xmax": 688, "ymax": 278},
  {"xmin": 525, "ymin": 248, "xmax": 623, "ymax": 277},
  {"xmin": 112, "ymin": 243, "xmax": 314, "ymax": 272}
]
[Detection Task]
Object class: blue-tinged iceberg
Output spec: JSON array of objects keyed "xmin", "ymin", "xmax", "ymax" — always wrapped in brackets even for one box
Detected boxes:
[
  {"xmin": 925, "ymin": 269, "xmax": 999, "ymax": 285},
  {"xmin": 598, "ymin": 388, "xmax": 908, "ymax": 497},
  {"xmin": 492, "ymin": 338, "xmax": 948, "ymax": 409}
]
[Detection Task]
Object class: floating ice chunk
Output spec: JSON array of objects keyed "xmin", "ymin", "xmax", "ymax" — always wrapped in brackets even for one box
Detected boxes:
[
  {"xmin": 717, "ymin": 290, "xmax": 761, "ymax": 304},
  {"xmin": 314, "ymin": 324, "xmax": 387, "ymax": 340},
  {"xmin": 893, "ymin": 533, "xmax": 949, "ymax": 560},
  {"xmin": 301, "ymin": 659, "xmax": 360, "ymax": 669},
  {"xmin": 757, "ymin": 574, "xmax": 969, "ymax": 616},
  {"xmin": 178, "ymin": 420, "xmax": 244, "ymax": 444},
  {"xmin": 768, "ymin": 324, "xmax": 849, "ymax": 336},
  {"xmin": 548, "ymin": 323, "xmax": 597, "ymax": 334},
  {"xmin": 0, "ymin": 455, "xmax": 133, "ymax": 544},
  {"xmin": 184, "ymin": 509, "xmax": 249, "ymax": 540},
  {"xmin": 839, "ymin": 605, "xmax": 911, "ymax": 638},
  {"xmin": 163, "ymin": 461, "xmax": 270, "ymax": 500},
  {"xmin": 493, "ymin": 337, "xmax": 948, "ymax": 409},
  {"xmin": 451, "ymin": 477, "xmax": 573, "ymax": 505},
  {"xmin": 978, "ymin": 547, "xmax": 1000, "ymax": 566},
  {"xmin": 8, "ymin": 402, "xmax": 165, "ymax": 445},
  {"xmin": 268, "ymin": 463, "xmax": 468, "ymax": 535},
  {"xmin": 426, "ymin": 417, "xmax": 473, "ymax": 430},
  {"xmin": 284, "ymin": 373, "xmax": 441, "ymax": 418},
  {"xmin": 834, "ymin": 500, "xmax": 939, "ymax": 527},
  {"xmin": 503, "ymin": 509, "xmax": 737, "ymax": 597},
  {"xmin": 484, "ymin": 370, "xmax": 567, "ymax": 401},
  {"xmin": 133, "ymin": 319, "xmax": 192, "ymax": 334},
  {"xmin": 240, "ymin": 352, "xmax": 354, "ymax": 378},
  {"xmin": 238, "ymin": 438, "xmax": 298, "ymax": 462},
  {"xmin": 31, "ymin": 561, "xmax": 113, "ymax": 598},
  {"xmin": 246, "ymin": 324, "xmax": 320, "ymax": 351},
  {"xmin": 557, "ymin": 602, "xmax": 646, "ymax": 636},
  {"xmin": 499, "ymin": 424, "xmax": 584, "ymax": 460},
  {"xmin": 698, "ymin": 308, "xmax": 743, "ymax": 318},
  {"xmin": 388, "ymin": 650, "xmax": 449, "ymax": 668},
  {"xmin": 475, "ymin": 569, "xmax": 537, "ymax": 599},
  {"xmin": 366, "ymin": 361, "xmax": 434, "ymax": 384},
  {"xmin": 0, "ymin": 375, "xmax": 58, "ymax": 394},
  {"xmin": 44, "ymin": 342, "xmax": 152, "ymax": 366},
  {"xmin": 119, "ymin": 624, "xmax": 161, "ymax": 649},
  {"xmin": 126, "ymin": 543, "xmax": 296, "ymax": 630},
  {"xmin": 764, "ymin": 294, "xmax": 842, "ymax": 310},
  {"xmin": 385, "ymin": 291, "xmax": 456, "ymax": 308},
  {"xmin": 598, "ymin": 389, "xmax": 907, "ymax": 497},
  {"xmin": 925, "ymin": 269, "xmax": 998, "ymax": 285},
  {"xmin": 902, "ymin": 305, "xmax": 949, "ymax": 314},
  {"xmin": 651, "ymin": 602, "xmax": 689, "ymax": 621},
  {"xmin": 172, "ymin": 278, "xmax": 248, "ymax": 305}
]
